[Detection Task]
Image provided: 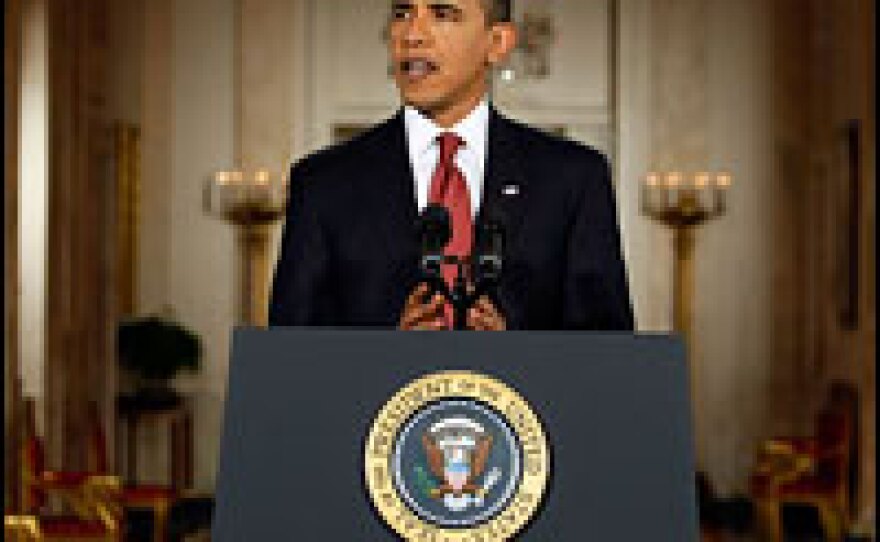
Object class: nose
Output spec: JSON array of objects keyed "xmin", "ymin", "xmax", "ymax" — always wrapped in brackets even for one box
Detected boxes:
[{"xmin": 400, "ymin": 10, "xmax": 432, "ymax": 47}]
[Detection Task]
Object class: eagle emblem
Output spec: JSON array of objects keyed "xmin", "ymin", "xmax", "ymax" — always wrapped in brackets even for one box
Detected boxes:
[
  {"xmin": 418, "ymin": 416, "xmax": 502, "ymax": 511},
  {"xmin": 365, "ymin": 371, "xmax": 549, "ymax": 539}
]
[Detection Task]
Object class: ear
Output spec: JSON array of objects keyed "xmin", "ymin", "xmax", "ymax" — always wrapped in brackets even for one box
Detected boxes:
[{"xmin": 486, "ymin": 22, "xmax": 517, "ymax": 66}]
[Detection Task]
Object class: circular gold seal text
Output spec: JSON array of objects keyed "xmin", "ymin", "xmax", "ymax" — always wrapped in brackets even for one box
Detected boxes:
[{"xmin": 364, "ymin": 371, "xmax": 550, "ymax": 541}]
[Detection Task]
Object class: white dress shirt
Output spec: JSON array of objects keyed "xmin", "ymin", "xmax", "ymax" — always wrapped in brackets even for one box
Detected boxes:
[{"xmin": 403, "ymin": 99, "xmax": 489, "ymax": 218}]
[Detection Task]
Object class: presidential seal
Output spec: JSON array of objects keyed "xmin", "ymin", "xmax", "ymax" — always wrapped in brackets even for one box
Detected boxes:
[{"xmin": 365, "ymin": 371, "xmax": 550, "ymax": 541}]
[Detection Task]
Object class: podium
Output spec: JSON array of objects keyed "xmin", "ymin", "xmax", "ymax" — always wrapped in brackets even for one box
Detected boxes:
[{"xmin": 212, "ymin": 330, "xmax": 697, "ymax": 540}]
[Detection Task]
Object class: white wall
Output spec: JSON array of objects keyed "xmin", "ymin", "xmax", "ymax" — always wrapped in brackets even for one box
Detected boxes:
[
  {"xmin": 696, "ymin": 0, "xmax": 778, "ymax": 494},
  {"xmin": 168, "ymin": 0, "xmax": 237, "ymax": 490},
  {"xmin": 616, "ymin": 0, "xmax": 671, "ymax": 334},
  {"xmin": 132, "ymin": 0, "xmax": 237, "ymax": 489}
]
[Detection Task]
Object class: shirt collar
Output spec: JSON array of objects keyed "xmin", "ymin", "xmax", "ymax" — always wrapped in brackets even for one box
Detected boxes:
[{"xmin": 403, "ymin": 98, "xmax": 490, "ymax": 160}]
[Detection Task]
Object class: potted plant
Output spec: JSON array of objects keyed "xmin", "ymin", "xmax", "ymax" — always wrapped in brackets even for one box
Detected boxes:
[{"xmin": 117, "ymin": 315, "xmax": 202, "ymax": 405}]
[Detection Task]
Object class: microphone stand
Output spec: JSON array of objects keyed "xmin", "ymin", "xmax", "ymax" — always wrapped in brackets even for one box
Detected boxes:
[
  {"xmin": 424, "ymin": 255, "xmax": 501, "ymax": 331},
  {"xmin": 417, "ymin": 204, "xmax": 504, "ymax": 330},
  {"xmin": 452, "ymin": 259, "xmax": 469, "ymax": 331}
]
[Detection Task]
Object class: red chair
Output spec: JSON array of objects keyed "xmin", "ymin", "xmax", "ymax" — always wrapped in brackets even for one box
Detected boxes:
[
  {"xmin": 17, "ymin": 400, "xmax": 122, "ymax": 542},
  {"xmin": 4, "ymin": 515, "xmax": 40, "ymax": 541},
  {"xmin": 17, "ymin": 399, "xmax": 182, "ymax": 542},
  {"xmin": 751, "ymin": 383, "xmax": 857, "ymax": 542}
]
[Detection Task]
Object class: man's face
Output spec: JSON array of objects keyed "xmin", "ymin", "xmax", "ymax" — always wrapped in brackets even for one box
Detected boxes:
[{"xmin": 388, "ymin": 1, "xmax": 512, "ymax": 121}]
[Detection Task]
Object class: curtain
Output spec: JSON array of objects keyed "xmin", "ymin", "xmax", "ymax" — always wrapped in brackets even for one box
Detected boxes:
[{"xmin": 44, "ymin": 0, "xmax": 116, "ymax": 472}]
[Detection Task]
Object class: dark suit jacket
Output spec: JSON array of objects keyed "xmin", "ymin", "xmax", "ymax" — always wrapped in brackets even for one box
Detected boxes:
[{"xmin": 269, "ymin": 106, "xmax": 634, "ymax": 330}]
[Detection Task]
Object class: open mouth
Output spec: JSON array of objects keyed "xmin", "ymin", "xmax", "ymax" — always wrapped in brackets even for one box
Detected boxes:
[{"xmin": 400, "ymin": 59, "xmax": 439, "ymax": 80}]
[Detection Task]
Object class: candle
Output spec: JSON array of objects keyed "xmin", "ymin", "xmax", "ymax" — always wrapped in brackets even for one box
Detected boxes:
[
  {"xmin": 666, "ymin": 172, "xmax": 681, "ymax": 209},
  {"xmin": 254, "ymin": 170, "xmax": 273, "ymax": 206},
  {"xmin": 694, "ymin": 173, "xmax": 710, "ymax": 188},
  {"xmin": 714, "ymin": 173, "xmax": 731, "ymax": 213},
  {"xmin": 643, "ymin": 172, "xmax": 660, "ymax": 214},
  {"xmin": 228, "ymin": 170, "xmax": 244, "ymax": 207},
  {"xmin": 694, "ymin": 172, "xmax": 710, "ymax": 210}
]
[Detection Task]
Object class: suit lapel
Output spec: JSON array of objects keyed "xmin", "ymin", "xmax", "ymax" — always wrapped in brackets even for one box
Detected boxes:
[
  {"xmin": 480, "ymin": 106, "xmax": 528, "ymax": 252},
  {"xmin": 370, "ymin": 110, "xmax": 419, "ymax": 263},
  {"xmin": 368, "ymin": 106, "xmax": 529, "ymax": 262}
]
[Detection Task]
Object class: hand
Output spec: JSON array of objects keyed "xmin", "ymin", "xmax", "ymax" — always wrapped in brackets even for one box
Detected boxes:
[
  {"xmin": 398, "ymin": 283, "xmax": 448, "ymax": 330},
  {"xmin": 467, "ymin": 295, "xmax": 506, "ymax": 331}
]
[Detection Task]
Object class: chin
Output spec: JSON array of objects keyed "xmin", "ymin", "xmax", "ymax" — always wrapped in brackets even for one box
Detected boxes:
[{"xmin": 401, "ymin": 92, "xmax": 449, "ymax": 114}]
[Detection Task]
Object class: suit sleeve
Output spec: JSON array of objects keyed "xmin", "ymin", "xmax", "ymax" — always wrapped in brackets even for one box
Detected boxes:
[
  {"xmin": 268, "ymin": 162, "xmax": 331, "ymax": 326},
  {"xmin": 562, "ymin": 153, "xmax": 635, "ymax": 330}
]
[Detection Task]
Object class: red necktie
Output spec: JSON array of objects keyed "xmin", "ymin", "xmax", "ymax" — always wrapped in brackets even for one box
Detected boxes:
[{"xmin": 429, "ymin": 133, "xmax": 472, "ymax": 327}]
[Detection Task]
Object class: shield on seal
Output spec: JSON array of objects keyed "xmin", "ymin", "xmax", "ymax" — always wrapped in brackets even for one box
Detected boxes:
[{"xmin": 422, "ymin": 417, "xmax": 493, "ymax": 499}]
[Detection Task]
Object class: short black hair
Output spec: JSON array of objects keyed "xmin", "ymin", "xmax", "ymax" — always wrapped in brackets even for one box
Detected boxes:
[{"xmin": 481, "ymin": 0, "xmax": 512, "ymax": 23}]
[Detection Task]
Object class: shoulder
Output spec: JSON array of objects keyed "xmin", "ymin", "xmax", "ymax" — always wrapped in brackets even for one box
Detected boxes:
[
  {"xmin": 493, "ymin": 111, "xmax": 611, "ymax": 205},
  {"xmin": 502, "ymin": 114, "xmax": 610, "ymax": 174},
  {"xmin": 290, "ymin": 115, "xmax": 399, "ymax": 181},
  {"xmin": 285, "ymin": 114, "xmax": 403, "ymax": 212},
  {"xmin": 492, "ymin": 110, "xmax": 615, "ymax": 220}
]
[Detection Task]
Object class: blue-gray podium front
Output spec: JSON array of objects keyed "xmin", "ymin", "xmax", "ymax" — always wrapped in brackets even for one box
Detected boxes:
[{"xmin": 212, "ymin": 330, "xmax": 697, "ymax": 540}]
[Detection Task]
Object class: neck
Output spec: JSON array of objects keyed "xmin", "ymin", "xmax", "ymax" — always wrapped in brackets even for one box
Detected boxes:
[{"xmin": 418, "ymin": 88, "xmax": 487, "ymax": 128}]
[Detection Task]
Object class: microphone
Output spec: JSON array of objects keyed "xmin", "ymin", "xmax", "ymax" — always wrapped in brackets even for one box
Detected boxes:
[
  {"xmin": 417, "ymin": 204, "xmax": 451, "ymax": 277},
  {"xmin": 474, "ymin": 216, "xmax": 504, "ymax": 283},
  {"xmin": 412, "ymin": 205, "xmax": 506, "ymax": 329},
  {"xmin": 418, "ymin": 204, "xmax": 451, "ymax": 251}
]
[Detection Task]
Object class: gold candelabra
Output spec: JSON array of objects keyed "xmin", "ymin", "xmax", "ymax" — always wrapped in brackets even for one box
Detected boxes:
[
  {"xmin": 641, "ymin": 171, "xmax": 731, "ymax": 433},
  {"xmin": 204, "ymin": 169, "xmax": 287, "ymax": 327},
  {"xmin": 642, "ymin": 171, "xmax": 730, "ymax": 342}
]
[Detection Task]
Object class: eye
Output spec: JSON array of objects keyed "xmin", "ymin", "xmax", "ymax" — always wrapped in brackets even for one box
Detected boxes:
[
  {"xmin": 391, "ymin": 3, "xmax": 414, "ymax": 21},
  {"xmin": 433, "ymin": 6, "xmax": 461, "ymax": 21},
  {"xmin": 390, "ymin": 5, "xmax": 412, "ymax": 21},
  {"xmin": 435, "ymin": 7, "xmax": 452, "ymax": 20}
]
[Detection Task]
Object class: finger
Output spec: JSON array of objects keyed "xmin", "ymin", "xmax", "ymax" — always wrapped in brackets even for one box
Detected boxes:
[
  {"xmin": 480, "ymin": 302, "xmax": 505, "ymax": 324},
  {"xmin": 468, "ymin": 308, "xmax": 504, "ymax": 331},
  {"xmin": 412, "ymin": 282, "xmax": 429, "ymax": 299},
  {"xmin": 470, "ymin": 317, "xmax": 493, "ymax": 331},
  {"xmin": 406, "ymin": 283, "xmax": 430, "ymax": 308},
  {"xmin": 467, "ymin": 309, "xmax": 491, "ymax": 331},
  {"xmin": 401, "ymin": 306, "xmax": 429, "ymax": 329},
  {"xmin": 411, "ymin": 313, "xmax": 448, "ymax": 331},
  {"xmin": 469, "ymin": 301, "xmax": 495, "ymax": 318},
  {"xmin": 467, "ymin": 317, "xmax": 488, "ymax": 331},
  {"xmin": 401, "ymin": 307, "xmax": 430, "ymax": 329},
  {"xmin": 414, "ymin": 286, "xmax": 445, "ymax": 311},
  {"xmin": 402, "ymin": 294, "xmax": 446, "ymax": 328},
  {"xmin": 468, "ymin": 306, "xmax": 482, "ymax": 322},
  {"xmin": 467, "ymin": 302, "xmax": 495, "ymax": 324},
  {"xmin": 418, "ymin": 319, "xmax": 448, "ymax": 331},
  {"xmin": 403, "ymin": 313, "xmax": 444, "ymax": 330},
  {"xmin": 477, "ymin": 317, "xmax": 504, "ymax": 331},
  {"xmin": 476, "ymin": 295, "xmax": 498, "ymax": 313},
  {"xmin": 420, "ymin": 293, "xmax": 446, "ymax": 318},
  {"xmin": 413, "ymin": 293, "xmax": 444, "ymax": 318}
]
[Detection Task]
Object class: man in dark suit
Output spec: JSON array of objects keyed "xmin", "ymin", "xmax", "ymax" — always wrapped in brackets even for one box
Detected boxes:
[{"xmin": 269, "ymin": 0, "xmax": 634, "ymax": 331}]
